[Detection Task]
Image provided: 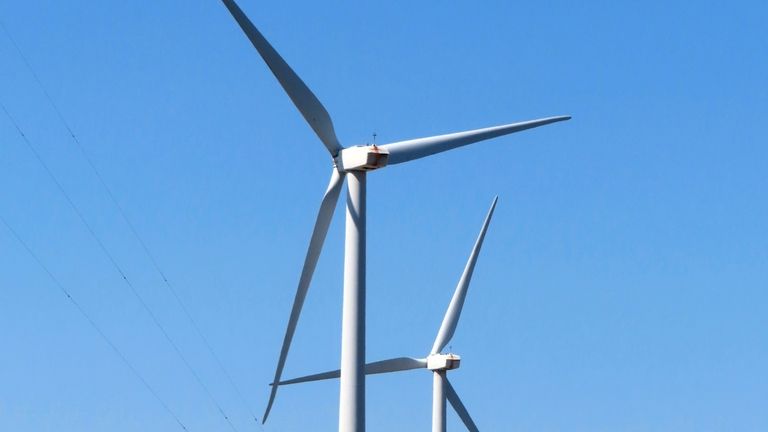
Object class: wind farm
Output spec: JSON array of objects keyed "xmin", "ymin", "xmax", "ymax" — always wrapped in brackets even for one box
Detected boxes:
[
  {"xmin": 2, "ymin": 1, "xmax": 765, "ymax": 432},
  {"xmin": 220, "ymin": 0, "xmax": 568, "ymax": 429}
]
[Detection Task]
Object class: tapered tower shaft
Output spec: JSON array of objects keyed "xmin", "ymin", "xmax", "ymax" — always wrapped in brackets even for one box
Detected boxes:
[
  {"xmin": 433, "ymin": 371, "xmax": 447, "ymax": 432},
  {"xmin": 340, "ymin": 171, "xmax": 367, "ymax": 431}
]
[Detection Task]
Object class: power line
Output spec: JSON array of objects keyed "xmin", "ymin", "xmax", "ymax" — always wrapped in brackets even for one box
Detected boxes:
[
  {"xmin": 0, "ymin": 215, "xmax": 190, "ymax": 432},
  {"xmin": 0, "ymin": 101, "xmax": 240, "ymax": 432},
  {"xmin": 0, "ymin": 19, "xmax": 259, "ymax": 426}
]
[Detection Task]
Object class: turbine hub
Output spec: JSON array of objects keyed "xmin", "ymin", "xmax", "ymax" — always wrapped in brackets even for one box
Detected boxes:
[
  {"xmin": 335, "ymin": 145, "xmax": 389, "ymax": 172},
  {"xmin": 427, "ymin": 353, "xmax": 461, "ymax": 371}
]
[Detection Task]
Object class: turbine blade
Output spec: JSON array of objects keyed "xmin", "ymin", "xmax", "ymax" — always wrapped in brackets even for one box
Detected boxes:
[
  {"xmin": 262, "ymin": 168, "xmax": 345, "ymax": 423},
  {"xmin": 431, "ymin": 197, "xmax": 498, "ymax": 354},
  {"xmin": 379, "ymin": 115, "xmax": 570, "ymax": 165},
  {"xmin": 365, "ymin": 356, "xmax": 428, "ymax": 375},
  {"xmin": 278, "ymin": 369, "xmax": 341, "ymax": 386},
  {"xmin": 445, "ymin": 378, "xmax": 479, "ymax": 432},
  {"xmin": 221, "ymin": 0, "xmax": 344, "ymax": 156},
  {"xmin": 277, "ymin": 357, "xmax": 427, "ymax": 386}
]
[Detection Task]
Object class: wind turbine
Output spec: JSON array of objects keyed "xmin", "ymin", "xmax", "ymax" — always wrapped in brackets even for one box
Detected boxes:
[
  {"xmin": 275, "ymin": 197, "xmax": 499, "ymax": 432},
  {"xmin": 219, "ymin": 1, "xmax": 569, "ymax": 430}
]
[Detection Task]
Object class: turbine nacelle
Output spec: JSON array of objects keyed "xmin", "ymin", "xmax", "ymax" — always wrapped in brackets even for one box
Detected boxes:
[
  {"xmin": 427, "ymin": 353, "xmax": 461, "ymax": 371},
  {"xmin": 335, "ymin": 145, "xmax": 390, "ymax": 172}
]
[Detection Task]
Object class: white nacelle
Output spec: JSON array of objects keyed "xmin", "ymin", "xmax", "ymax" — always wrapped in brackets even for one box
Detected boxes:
[
  {"xmin": 336, "ymin": 145, "xmax": 389, "ymax": 172},
  {"xmin": 427, "ymin": 353, "xmax": 461, "ymax": 371}
]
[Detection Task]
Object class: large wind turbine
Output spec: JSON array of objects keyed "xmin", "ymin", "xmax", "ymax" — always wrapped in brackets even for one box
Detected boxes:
[
  {"xmin": 219, "ymin": 1, "xmax": 569, "ymax": 430},
  {"xmin": 276, "ymin": 197, "xmax": 499, "ymax": 432}
]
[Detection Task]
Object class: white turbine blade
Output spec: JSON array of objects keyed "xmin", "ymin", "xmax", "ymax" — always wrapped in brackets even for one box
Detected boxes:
[
  {"xmin": 221, "ymin": 0, "xmax": 344, "ymax": 157},
  {"xmin": 277, "ymin": 357, "xmax": 427, "ymax": 386},
  {"xmin": 278, "ymin": 369, "xmax": 341, "ymax": 386},
  {"xmin": 379, "ymin": 116, "xmax": 570, "ymax": 165},
  {"xmin": 263, "ymin": 168, "xmax": 345, "ymax": 423},
  {"xmin": 365, "ymin": 356, "xmax": 427, "ymax": 374},
  {"xmin": 445, "ymin": 378, "xmax": 479, "ymax": 432},
  {"xmin": 431, "ymin": 197, "xmax": 498, "ymax": 355}
]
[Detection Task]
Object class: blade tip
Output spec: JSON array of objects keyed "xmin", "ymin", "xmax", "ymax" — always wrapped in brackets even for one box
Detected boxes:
[
  {"xmin": 488, "ymin": 196, "xmax": 499, "ymax": 214},
  {"xmin": 542, "ymin": 115, "xmax": 571, "ymax": 124}
]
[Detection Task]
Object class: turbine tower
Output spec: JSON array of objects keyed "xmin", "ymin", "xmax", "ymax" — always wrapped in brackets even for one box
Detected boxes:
[
  {"xmin": 274, "ymin": 197, "xmax": 498, "ymax": 432},
  {"xmin": 219, "ymin": 1, "xmax": 569, "ymax": 430}
]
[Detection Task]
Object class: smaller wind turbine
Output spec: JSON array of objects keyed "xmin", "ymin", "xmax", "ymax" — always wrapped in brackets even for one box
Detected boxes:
[{"xmin": 276, "ymin": 197, "xmax": 499, "ymax": 432}]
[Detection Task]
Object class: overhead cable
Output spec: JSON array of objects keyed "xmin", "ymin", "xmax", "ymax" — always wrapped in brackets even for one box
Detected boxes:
[
  {"xmin": 0, "ymin": 215, "xmax": 190, "ymax": 432},
  {"xmin": 0, "ymin": 19, "xmax": 258, "ymax": 425},
  {"xmin": 0, "ymin": 101, "xmax": 240, "ymax": 432}
]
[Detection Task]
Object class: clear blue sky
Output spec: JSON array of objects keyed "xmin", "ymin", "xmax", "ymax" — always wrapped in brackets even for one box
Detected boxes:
[{"xmin": 1, "ymin": 1, "xmax": 766, "ymax": 431}]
